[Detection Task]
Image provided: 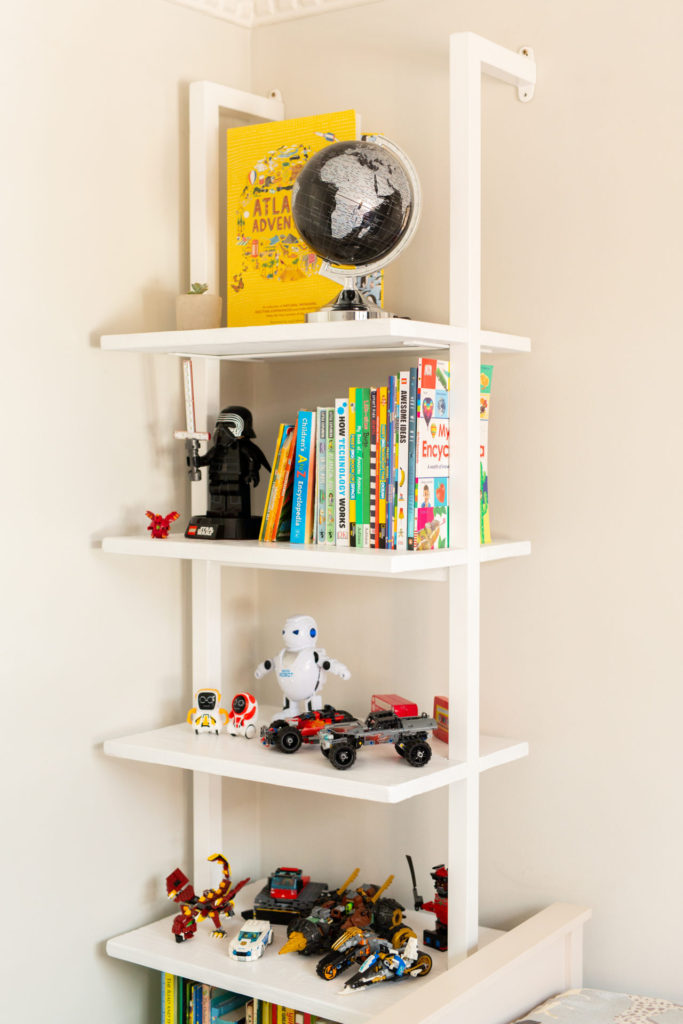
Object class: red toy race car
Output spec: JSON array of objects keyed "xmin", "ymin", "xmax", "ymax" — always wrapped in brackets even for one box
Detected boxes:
[{"xmin": 260, "ymin": 705, "xmax": 355, "ymax": 754}]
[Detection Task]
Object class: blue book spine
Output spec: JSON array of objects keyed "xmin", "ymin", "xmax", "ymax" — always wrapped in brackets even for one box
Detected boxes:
[
  {"xmin": 290, "ymin": 409, "xmax": 315, "ymax": 544},
  {"xmin": 407, "ymin": 366, "xmax": 418, "ymax": 550}
]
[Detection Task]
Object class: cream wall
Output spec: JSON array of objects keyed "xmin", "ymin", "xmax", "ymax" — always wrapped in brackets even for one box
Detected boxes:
[
  {"xmin": 0, "ymin": 1, "xmax": 250, "ymax": 1020},
  {"xmin": 250, "ymin": 0, "xmax": 683, "ymax": 1005}
]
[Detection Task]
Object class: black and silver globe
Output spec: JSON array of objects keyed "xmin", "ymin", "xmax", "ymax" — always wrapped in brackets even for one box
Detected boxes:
[{"xmin": 292, "ymin": 134, "xmax": 421, "ymax": 321}]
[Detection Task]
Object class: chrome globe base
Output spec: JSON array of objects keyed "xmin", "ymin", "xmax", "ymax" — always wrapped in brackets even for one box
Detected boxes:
[{"xmin": 305, "ymin": 287, "xmax": 392, "ymax": 322}]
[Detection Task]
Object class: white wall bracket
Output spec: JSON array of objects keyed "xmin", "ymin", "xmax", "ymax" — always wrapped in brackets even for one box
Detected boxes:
[{"xmin": 518, "ymin": 47, "xmax": 535, "ymax": 101}]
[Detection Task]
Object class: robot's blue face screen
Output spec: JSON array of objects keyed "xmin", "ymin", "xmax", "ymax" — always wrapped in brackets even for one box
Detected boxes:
[{"xmin": 198, "ymin": 692, "xmax": 217, "ymax": 710}]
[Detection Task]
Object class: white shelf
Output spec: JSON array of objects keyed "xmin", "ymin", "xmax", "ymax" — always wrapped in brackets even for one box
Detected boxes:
[
  {"xmin": 100, "ymin": 535, "xmax": 531, "ymax": 579},
  {"xmin": 103, "ymin": 720, "xmax": 528, "ymax": 804},
  {"xmin": 106, "ymin": 879, "xmax": 504, "ymax": 1024},
  {"xmin": 100, "ymin": 319, "xmax": 530, "ymax": 360}
]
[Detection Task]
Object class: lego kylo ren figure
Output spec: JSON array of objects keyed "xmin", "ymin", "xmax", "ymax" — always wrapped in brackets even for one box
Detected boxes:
[{"xmin": 184, "ymin": 406, "xmax": 270, "ymax": 540}]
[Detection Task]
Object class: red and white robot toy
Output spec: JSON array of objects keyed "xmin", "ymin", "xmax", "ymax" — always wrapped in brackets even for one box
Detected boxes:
[
  {"xmin": 228, "ymin": 692, "xmax": 258, "ymax": 738},
  {"xmin": 255, "ymin": 614, "xmax": 351, "ymax": 720}
]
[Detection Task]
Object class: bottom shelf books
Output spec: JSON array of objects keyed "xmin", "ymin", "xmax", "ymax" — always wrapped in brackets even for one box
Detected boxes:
[
  {"xmin": 250, "ymin": 999, "xmax": 338, "ymax": 1024},
  {"xmin": 162, "ymin": 974, "xmax": 250, "ymax": 1024},
  {"xmin": 161, "ymin": 974, "xmax": 338, "ymax": 1024}
]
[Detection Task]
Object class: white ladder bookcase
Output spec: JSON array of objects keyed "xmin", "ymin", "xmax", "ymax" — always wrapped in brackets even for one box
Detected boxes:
[{"xmin": 102, "ymin": 31, "xmax": 546, "ymax": 1024}]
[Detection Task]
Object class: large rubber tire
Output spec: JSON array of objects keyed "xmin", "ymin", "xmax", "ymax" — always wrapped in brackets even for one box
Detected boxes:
[
  {"xmin": 276, "ymin": 726, "xmax": 302, "ymax": 753},
  {"xmin": 404, "ymin": 739, "xmax": 432, "ymax": 767},
  {"xmin": 329, "ymin": 740, "xmax": 356, "ymax": 770}
]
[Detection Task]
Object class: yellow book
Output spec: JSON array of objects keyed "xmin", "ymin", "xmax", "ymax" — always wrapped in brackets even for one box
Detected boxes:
[
  {"xmin": 260, "ymin": 422, "xmax": 288, "ymax": 541},
  {"xmin": 226, "ymin": 110, "xmax": 359, "ymax": 326},
  {"xmin": 266, "ymin": 425, "xmax": 296, "ymax": 542}
]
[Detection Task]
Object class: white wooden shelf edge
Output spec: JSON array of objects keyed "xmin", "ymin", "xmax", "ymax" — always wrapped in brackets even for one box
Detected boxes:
[
  {"xmin": 100, "ymin": 320, "xmax": 530, "ymax": 358},
  {"xmin": 102, "ymin": 722, "xmax": 528, "ymax": 804},
  {"xmin": 105, "ymin": 879, "xmax": 504, "ymax": 1024},
  {"xmin": 99, "ymin": 535, "xmax": 530, "ymax": 577}
]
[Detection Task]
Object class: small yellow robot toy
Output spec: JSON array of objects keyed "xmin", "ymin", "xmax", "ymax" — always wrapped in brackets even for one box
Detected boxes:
[{"xmin": 187, "ymin": 688, "xmax": 229, "ymax": 734}]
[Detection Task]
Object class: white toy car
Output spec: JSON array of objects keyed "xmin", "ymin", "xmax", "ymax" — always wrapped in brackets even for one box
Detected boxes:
[{"xmin": 227, "ymin": 919, "xmax": 273, "ymax": 961}]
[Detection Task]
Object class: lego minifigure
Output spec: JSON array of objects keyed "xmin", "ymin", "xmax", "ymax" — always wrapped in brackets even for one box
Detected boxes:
[
  {"xmin": 254, "ymin": 614, "xmax": 351, "ymax": 719},
  {"xmin": 406, "ymin": 854, "xmax": 448, "ymax": 951}
]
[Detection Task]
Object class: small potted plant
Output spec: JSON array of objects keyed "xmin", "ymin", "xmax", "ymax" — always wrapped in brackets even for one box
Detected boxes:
[{"xmin": 176, "ymin": 282, "xmax": 222, "ymax": 330}]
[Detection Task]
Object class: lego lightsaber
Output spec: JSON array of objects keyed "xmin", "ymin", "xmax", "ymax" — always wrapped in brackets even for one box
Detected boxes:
[{"xmin": 174, "ymin": 359, "xmax": 210, "ymax": 481}]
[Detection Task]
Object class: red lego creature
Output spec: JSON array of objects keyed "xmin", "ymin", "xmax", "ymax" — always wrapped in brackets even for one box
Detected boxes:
[
  {"xmin": 146, "ymin": 510, "xmax": 180, "ymax": 538},
  {"xmin": 166, "ymin": 853, "xmax": 250, "ymax": 942}
]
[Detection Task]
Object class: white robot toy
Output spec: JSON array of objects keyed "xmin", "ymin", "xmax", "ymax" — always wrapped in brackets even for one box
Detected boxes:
[
  {"xmin": 227, "ymin": 692, "xmax": 259, "ymax": 738},
  {"xmin": 254, "ymin": 614, "xmax": 351, "ymax": 720}
]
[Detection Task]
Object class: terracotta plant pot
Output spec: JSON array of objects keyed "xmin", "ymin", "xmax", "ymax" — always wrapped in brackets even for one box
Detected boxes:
[{"xmin": 176, "ymin": 292, "xmax": 222, "ymax": 330}]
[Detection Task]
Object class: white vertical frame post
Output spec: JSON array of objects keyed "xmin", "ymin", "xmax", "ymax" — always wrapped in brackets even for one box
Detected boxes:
[
  {"xmin": 447, "ymin": 33, "xmax": 535, "ymax": 961},
  {"xmin": 187, "ymin": 81, "xmax": 284, "ymax": 888}
]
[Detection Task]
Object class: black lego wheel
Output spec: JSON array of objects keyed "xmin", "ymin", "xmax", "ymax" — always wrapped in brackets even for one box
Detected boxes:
[
  {"xmin": 316, "ymin": 952, "xmax": 340, "ymax": 980},
  {"xmin": 276, "ymin": 726, "xmax": 303, "ymax": 753},
  {"xmin": 403, "ymin": 739, "xmax": 432, "ymax": 767},
  {"xmin": 329, "ymin": 740, "xmax": 356, "ymax": 770},
  {"xmin": 410, "ymin": 951, "xmax": 433, "ymax": 976}
]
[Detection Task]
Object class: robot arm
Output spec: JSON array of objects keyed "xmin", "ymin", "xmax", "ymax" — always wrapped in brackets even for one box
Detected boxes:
[
  {"xmin": 187, "ymin": 708, "xmax": 197, "ymax": 724},
  {"xmin": 254, "ymin": 658, "xmax": 274, "ymax": 680},
  {"xmin": 317, "ymin": 653, "xmax": 351, "ymax": 680}
]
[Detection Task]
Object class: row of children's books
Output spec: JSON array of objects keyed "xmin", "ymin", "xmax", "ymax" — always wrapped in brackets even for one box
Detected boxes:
[
  {"xmin": 162, "ymin": 975, "xmax": 248, "ymax": 1023},
  {"xmin": 247, "ymin": 1000, "xmax": 335, "ymax": 1024},
  {"xmin": 161, "ymin": 974, "xmax": 336, "ymax": 1024},
  {"xmin": 259, "ymin": 360, "xmax": 493, "ymax": 551}
]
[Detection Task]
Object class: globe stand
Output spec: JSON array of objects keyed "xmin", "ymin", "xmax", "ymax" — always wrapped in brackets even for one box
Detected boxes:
[{"xmin": 306, "ymin": 283, "xmax": 391, "ymax": 322}]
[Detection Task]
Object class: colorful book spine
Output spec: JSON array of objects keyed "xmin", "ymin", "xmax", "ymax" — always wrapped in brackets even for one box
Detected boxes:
[
  {"xmin": 264, "ymin": 425, "xmax": 295, "ymax": 542},
  {"xmin": 480, "ymin": 363, "xmax": 493, "ymax": 544},
  {"xmin": 162, "ymin": 972, "xmax": 177, "ymax": 1024},
  {"xmin": 316, "ymin": 407, "xmax": 327, "ymax": 544},
  {"xmin": 358, "ymin": 387, "xmax": 371, "ymax": 548},
  {"xmin": 335, "ymin": 397, "xmax": 349, "ymax": 546},
  {"xmin": 406, "ymin": 365, "xmax": 418, "ymax": 549},
  {"xmin": 414, "ymin": 357, "xmax": 450, "ymax": 550},
  {"xmin": 325, "ymin": 407, "xmax": 335, "ymax": 544},
  {"xmin": 395, "ymin": 370, "xmax": 410, "ymax": 550},
  {"xmin": 377, "ymin": 384, "xmax": 388, "ymax": 548},
  {"xmin": 369, "ymin": 387, "xmax": 377, "ymax": 547},
  {"xmin": 386, "ymin": 374, "xmax": 397, "ymax": 549},
  {"xmin": 260, "ymin": 423, "xmax": 287, "ymax": 541},
  {"xmin": 348, "ymin": 387, "xmax": 357, "ymax": 547},
  {"xmin": 290, "ymin": 410, "xmax": 316, "ymax": 544}
]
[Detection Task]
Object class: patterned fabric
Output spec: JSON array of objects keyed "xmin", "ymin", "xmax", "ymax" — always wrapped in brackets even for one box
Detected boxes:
[{"xmin": 515, "ymin": 989, "xmax": 683, "ymax": 1024}]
